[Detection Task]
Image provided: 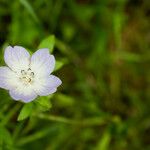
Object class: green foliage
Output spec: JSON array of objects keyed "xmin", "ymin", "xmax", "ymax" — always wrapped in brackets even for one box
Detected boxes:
[
  {"xmin": 0, "ymin": 126, "xmax": 13, "ymax": 148},
  {"xmin": 19, "ymin": 0, "xmax": 39, "ymax": 23},
  {"xmin": 0, "ymin": 0, "xmax": 150, "ymax": 150},
  {"xmin": 95, "ymin": 131, "xmax": 111, "ymax": 150},
  {"xmin": 35, "ymin": 96, "xmax": 52, "ymax": 111},
  {"xmin": 38, "ymin": 35, "xmax": 55, "ymax": 53},
  {"xmin": 18, "ymin": 103, "xmax": 34, "ymax": 121},
  {"xmin": 54, "ymin": 59, "xmax": 68, "ymax": 72}
]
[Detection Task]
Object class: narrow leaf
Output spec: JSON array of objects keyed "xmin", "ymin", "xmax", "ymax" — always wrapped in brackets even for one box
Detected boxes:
[
  {"xmin": 0, "ymin": 126, "xmax": 13, "ymax": 146},
  {"xmin": 54, "ymin": 59, "xmax": 68, "ymax": 71},
  {"xmin": 38, "ymin": 35, "xmax": 55, "ymax": 53},
  {"xmin": 35, "ymin": 96, "xmax": 52, "ymax": 111},
  {"xmin": 95, "ymin": 131, "xmax": 111, "ymax": 150},
  {"xmin": 17, "ymin": 103, "xmax": 34, "ymax": 121},
  {"xmin": 20, "ymin": 0, "xmax": 39, "ymax": 23},
  {"xmin": 55, "ymin": 61, "xmax": 64, "ymax": 71}
]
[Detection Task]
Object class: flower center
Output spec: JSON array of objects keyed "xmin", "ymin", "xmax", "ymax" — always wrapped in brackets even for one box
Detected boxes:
[{"xmin": 19, "ymin": 68, "xmax": 34, "ymax": 85}]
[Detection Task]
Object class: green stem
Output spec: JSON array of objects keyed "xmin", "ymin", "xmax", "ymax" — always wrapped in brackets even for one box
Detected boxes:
[
  {"xmin": 0, "ymin": 103, "xmax": 21, "ymax": 126},
  {"xmin": 17, "ymin": 127, "xmax": 53, "ymax": 146},
  {"xmin": 33, "ymin": 113, "xmax": 108, "ymax": 126}
]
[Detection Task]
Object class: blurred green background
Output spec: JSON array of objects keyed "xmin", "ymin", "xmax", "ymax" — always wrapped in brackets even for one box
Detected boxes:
[{"xmin": 0, "ymin": 0, "xmax": 150, "ymax": 150}]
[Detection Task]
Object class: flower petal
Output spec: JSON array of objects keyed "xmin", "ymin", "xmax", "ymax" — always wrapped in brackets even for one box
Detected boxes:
[
  {"xmin": 9, "ymin": 85, "xmax": 37, "ymax": 103},
  {"xmin": 30, "ymin": 49, "xmax": 55, "ymax": 77},
  {"xmin": 33, "ymin": 75, "xmax": 62, "ymax": 96},
  {"xmin": 4, "ymin": 46, "xmax": 30, "ymax": 72},
  {"xmin": 0, "ymin": 67, "xmax": 19, "ymax": 90}
]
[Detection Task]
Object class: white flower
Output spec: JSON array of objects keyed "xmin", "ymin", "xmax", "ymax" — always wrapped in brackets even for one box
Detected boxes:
[{"xmin": 0, "ymin": 46, "xmax": 62, "ymax": 103}]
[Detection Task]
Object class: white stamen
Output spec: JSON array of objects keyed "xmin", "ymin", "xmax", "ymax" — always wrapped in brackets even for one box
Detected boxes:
[{"xmin": 20, "ymin": 68, "xmax": 35, "ymax": 85}]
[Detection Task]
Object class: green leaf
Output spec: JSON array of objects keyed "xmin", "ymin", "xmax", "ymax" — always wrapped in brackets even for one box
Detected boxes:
[
  {"xmin": 55, "ymin": 94, "xmax": 75, "ymax": 107},
  {"xmin": 38, "ymin": 35, "xmax": 55, "ymax": 53},
  {"xmin": 17, "ymin": 103, "xmax": 34, "ymax": 121},
  {"xmin": 20, "ymin": 0, "xmax": 39, "ymax": 23},
  {"xmin": 0, "ymin": 126, "xmax": 13, "ymax": 146},
  {"xmin": 95, "ymin": 131, "xmax": 111, "ymax": 150},
  {"xmin": 55, "ymin": 61, "xmax": 64, "ymax": 71},
  {"xmin": 54, "ymin": 59, "xmax": 68, "ymax": 72},
  {"xmin": 35, "ymin": 96, "xmax": 52, "ymax": 111}
]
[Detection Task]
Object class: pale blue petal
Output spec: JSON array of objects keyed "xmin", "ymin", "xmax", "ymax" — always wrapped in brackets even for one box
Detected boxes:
[
  {"xmin": 34, "ymin": 75, "xmax": 62, "ymax": 96},
  {"xmin": 4, "ymin": 46, "xmax": 30, "ymax": 72},
  {"xmin": 9, "ymin": 86, "xmax": 37, "ymax": 103},
  {"xmin": 0, "ymin": 67, "xmax": 18, "ymax": 90},
  {"xmin": 30, "ymin": 49, "xmax": 55, "ymax": 77}
]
